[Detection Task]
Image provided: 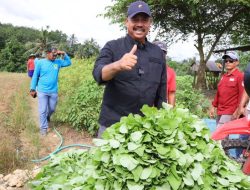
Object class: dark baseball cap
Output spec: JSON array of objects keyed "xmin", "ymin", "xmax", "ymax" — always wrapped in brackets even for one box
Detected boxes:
[
  {"xmin": 127, "ymin": 1, "xmax": 151, "ymax": 18},
  {"xmin": 153, "ymin": 41, "xmax": 167, "ymax": 53}
]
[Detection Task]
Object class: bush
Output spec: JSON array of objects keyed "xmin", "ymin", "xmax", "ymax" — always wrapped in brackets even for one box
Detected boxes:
[
  {"xmin": 54, "ymin": 58, "xmax": 103, "ymax": 135},
  {"xmin": 176, "ymin": 75, "xmax": 210, "ymax": 117}
]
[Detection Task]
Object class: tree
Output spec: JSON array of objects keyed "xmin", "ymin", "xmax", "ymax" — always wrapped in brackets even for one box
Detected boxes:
[
  {"xmin": 103, "ymin": 0, "xmax": 250, "ymax": 89},
  {"xmin": 75, "ymin": 38, "xmax": 100, "ymax": 59},
  {"xmin": 0, "ymin": 38, "xmax": 26, "ymax": 72}
]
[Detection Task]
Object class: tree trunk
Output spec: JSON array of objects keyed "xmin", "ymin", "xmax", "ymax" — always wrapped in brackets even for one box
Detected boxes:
[
  {"xmin": 195, "ymin": 59, "xmax": 207, "ymax": 90},
  {"xmin": 194, "ymin": 34, "xmax": 207, "ymax": 90}
]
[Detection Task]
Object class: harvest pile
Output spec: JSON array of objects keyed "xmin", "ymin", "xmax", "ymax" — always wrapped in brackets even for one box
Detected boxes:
[{"xmin": 30, "ymin": 104, "xmax": 250, "ymax": 189}]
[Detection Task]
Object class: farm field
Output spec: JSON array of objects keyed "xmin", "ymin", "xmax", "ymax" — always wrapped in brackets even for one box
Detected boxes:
[{"xmin": 0, "ymin": 72, "xmax": 93, "ymax": 177}]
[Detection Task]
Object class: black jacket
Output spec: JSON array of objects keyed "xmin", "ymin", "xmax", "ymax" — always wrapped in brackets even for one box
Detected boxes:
[{"xmin": 93, "ymin": 34, "xmax": 166, "ymax": 127}]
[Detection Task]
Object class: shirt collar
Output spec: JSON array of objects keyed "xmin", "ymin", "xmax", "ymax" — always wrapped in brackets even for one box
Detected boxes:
[
  {"xmin": 126, "ymin": 34, "xmax": 149, "ymax": 49},
  {"xmin": 226, "ymin": 68, "xmax": 239, "ymax": 76}
]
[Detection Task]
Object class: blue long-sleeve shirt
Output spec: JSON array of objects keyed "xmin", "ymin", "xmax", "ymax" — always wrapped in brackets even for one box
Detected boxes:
[{"xmin": 30, "ymin": 54, "xmax": 71, "ymax": 93}]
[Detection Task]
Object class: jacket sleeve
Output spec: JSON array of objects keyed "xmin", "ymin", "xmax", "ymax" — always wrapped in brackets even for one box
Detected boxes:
[
  {"xmin": 93, "ymin": 42, "xmax": 113, "ymax": 85},
  {"xmin": 60, "ymin": 54, "xmax": 71, "ymax": 67},
  {"xmin": 30, "ymin": 60, "xmax": 41, "ymax": 90}
]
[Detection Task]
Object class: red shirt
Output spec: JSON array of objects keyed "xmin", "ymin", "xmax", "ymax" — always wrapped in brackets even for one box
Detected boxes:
[
  {"xmin": 27, "ymin": 58, "xmax": 35, "ymax": 70},
  {"xmin": 212, "ymin": 68, "xmax": 244, "ymax": 115},
  {"xmin": 167, "ymin": 66, "xmax": 176, "ymax": 95}
]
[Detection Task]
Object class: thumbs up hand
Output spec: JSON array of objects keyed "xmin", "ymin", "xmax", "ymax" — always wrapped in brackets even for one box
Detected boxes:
[{"xmin": 118, "ymin": 45, "xmax": 137, "ymax": 71}]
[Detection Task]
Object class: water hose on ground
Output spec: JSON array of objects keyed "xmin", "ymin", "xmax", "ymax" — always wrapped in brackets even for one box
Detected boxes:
[{"xmin": 31, "ymin": 127, "xmax": 94, "ymax": 163}]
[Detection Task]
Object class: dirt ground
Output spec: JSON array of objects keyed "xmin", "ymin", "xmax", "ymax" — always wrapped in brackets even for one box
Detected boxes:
[{"xmin": 0, "ymin": 72, "xmax": 93, "ymax": 170}]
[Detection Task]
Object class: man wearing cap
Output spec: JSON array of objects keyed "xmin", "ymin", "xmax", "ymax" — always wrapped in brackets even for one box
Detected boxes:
[
  {"xmin": 27, "ymin": 54, "xmax": 36, "ymax": 78},
  {"xmin": 30, "ymin": 47, "xmax": 71, "ymax": 136},
  {"xmin": 93, "ymin": 1, "xmax": 166, "ymax": 137},
  {"xmin": 153, "ymin": 40, "xmax": 176, "ymax": 106},
  {"xmin": 209, "ymin": 51, "xmax": 244, "ymax": 128}
]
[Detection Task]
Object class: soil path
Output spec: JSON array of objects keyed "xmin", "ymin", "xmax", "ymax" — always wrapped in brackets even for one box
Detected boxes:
[
  {"xmin": 1, "ymin": 72, "xmax": 93, "ymax": 167},
  {"xmin": 28, "ymin": 78, "xmax": 93, "ymax": 164}
]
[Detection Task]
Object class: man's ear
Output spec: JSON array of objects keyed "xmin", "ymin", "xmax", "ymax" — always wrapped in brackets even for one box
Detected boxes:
[{"xmin": 125, "ymin": 18, "xmax": 129, "ymax": 27}]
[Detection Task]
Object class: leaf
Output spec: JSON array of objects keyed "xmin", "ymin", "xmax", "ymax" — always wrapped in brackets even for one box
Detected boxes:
[
  {"xmin": 140, "ymin": 167, "xmax": 153, "ymax": 180},
  {"xmin": 183, "ymin": 173, "xmax": 194, "ymax": 186},
  {"xmin": 130, "ymin": 131, "xmax": 142, "ymax": 142},
  {"xmin": 127, "ymin": 181, "xmax": 144, "ymax": 190},
  {"xmin": 217, "ymin": 177, "xmax": 230, "ymax": 186},
  {"xmin": 155, "ymin": 183, "xmax": 171, "ymax": 190},
  {"xmin": 119, "ymin": 154, "xmax": 139, "ymax": 171},
  {"xmin": 132, "ymin": 166, "xmax": 143, "ymax": 182},
  {"xmin": 226, "ymin": 175, "xmax": 242, "ymax": 183},
  {"xmin": 119, "ymin": 124, "xmax": 128, "ymax": 134},
  {"xmin": 167, "ymin": 172, "xmax": 181, "ymax": 190},
  {"xmin": 93, "ymin": 138, "xmax": 108, "ymax": 146},
  {"xmin": 128, "ymin": 142, "xmax": 140, "ymax": 151},
  {"xmin": 109, "ymin": 139, "xmax": 120, "ymax": 148},
  {"xmin": 191, "ymin": 163, "xmax": 204, "ymax": 181},
  {"xmin": 194, "ymin": 153, "xmax": 204, "ymax": 161}
]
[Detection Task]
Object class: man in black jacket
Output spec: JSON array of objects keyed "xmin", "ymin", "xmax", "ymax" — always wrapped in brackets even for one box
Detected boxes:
[{"xmin": 93, "ymin": 1, "xmax": 166, "ymax": 137}]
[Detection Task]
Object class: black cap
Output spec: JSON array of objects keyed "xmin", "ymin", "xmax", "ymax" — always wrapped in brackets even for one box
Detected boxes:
[{"xmin": 127, "ymin": 1, "xmax": 151, "ymax": 18}]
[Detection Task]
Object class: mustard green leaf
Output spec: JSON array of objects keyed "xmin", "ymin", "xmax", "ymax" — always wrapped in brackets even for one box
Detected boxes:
[
  {"xmin": 109, "ymin": 139, "xmax": 120, "ymax": 149},
  {"xmin": 140, "ymin": 167, "xmax": 153, "ymax": 180},
  {"xmin": 130, "ymin": 131, "xmax": 142, "ymax": 142}
]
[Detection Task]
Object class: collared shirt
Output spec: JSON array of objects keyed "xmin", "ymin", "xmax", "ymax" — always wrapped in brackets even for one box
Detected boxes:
[
  {"xmin": 27, "ymin": 58, "xmax": 35, "ymax": 70},
  {"xmin": 93, "ymin": 34, "xmax": 166, "ymax": 127},
  {"xmin": 30, "ymin": 54, "xmax": 71, "ymax": 93},
  {"xmin": 212, "ymin": 68, "xmax": 244, "ymax": 115},
  {"xmin": 167, "ymin": 66, "xmax": 176, "ymax": 94}
]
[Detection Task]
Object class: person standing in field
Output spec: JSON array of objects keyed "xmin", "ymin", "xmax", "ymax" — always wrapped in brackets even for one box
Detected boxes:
[
  {"xmin": 209, "ymin": 51, "xmax": 244, "ymax": 127},
  {"xmin": 30, "ymin": 47, "xmax": 71, "ymax": 136},
  {"xmin": 153, "ymin": 40, "xmax": 176, "ymax": 106},
  {"xmin": 27, "ymin": 54, "xmax": 36, "ymax": 78},
  {"xmin": 93, "ymin": 1, "xmax": 166, "ymax": 138}
]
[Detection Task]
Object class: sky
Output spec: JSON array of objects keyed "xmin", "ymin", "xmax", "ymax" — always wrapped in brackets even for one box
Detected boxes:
[{"xmin": 0, "ymin": 0, "xmax": 200, "ymax": 61}]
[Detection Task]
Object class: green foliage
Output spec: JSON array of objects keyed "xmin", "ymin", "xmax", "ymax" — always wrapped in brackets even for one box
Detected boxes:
[
  {"xmin": 102, "ymin": 0, "xmax": 250, "ymax": 89},
  {"xmin": 0, "ymin": 23, "xmax": 102, "ymax": 72},
  {"xmin": 54, "ymin": 58, "xmax": 103, "ymax": 135},
  {"xmin": 176, "ymin": 75, "xmax": 210, "ymax": 117},
  {"xmin": 0, "ymin": 38, "xmax": 26, "ymax": 72},
  {"xmin": 30, "ymin": 105, "xmax": 250, "ymax": 189},
  {"xmin": 168, "ymin": 59, "xmax": 191, "ymax": 76},
  {"xmin": 75, "ymin": 38, "xmax": 100, "ymax": 59},
  {"xmin": 238, "ymin": 52, "xmax": 250, "ymax": 71}
]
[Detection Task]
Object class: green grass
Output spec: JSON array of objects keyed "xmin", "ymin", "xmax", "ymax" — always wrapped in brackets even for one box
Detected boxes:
[{"xmin": 0, "ymin": 74, "xmax": 40, "ymax": 174}]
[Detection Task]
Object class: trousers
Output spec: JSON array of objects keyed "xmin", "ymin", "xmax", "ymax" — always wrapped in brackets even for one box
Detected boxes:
[{"xmin": 38, "ymin": 91, "xmax": 58, "ymax": 130}]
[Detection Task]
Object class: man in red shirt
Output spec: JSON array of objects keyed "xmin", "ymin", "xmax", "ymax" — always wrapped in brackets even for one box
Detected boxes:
[
  {"xmin": 153, "ymin": 41, "xmax": 176, "ymax": 106},
  {"xmin": 210, "ymin": 51, "xmax": 244, "ymax": 127},
  {"xmin": 27, "ymin": 54, "xmax": 35, "ymax": 78}
]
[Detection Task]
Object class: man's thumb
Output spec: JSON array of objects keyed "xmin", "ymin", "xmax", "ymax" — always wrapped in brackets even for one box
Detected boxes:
[{"xmin": 129, "ymin": 45, "xmax": 137, "ymax": 54}]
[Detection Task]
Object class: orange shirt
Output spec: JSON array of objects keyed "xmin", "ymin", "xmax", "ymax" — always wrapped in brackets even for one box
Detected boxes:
[
  {"xmin": 167, "ymin": 66, "xmax": 176, "ymax": 95},
  {"xmin": 27, "ymin": 58, "xmax": 35, "ymax": 70}
]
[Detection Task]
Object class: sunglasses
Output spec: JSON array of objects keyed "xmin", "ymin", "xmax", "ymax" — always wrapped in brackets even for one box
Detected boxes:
[{"xmin": 225, "ymin": 59, "xmax": 235, "ymax": 63}]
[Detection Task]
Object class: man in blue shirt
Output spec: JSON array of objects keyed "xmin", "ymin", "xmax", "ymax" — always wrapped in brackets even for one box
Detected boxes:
[
  {"xmin": 30, "ymin": 47, "xmax": 71, "ymax": 135},
  {"xmin": 93, "ymin": 1, "xmax": 166, "ymax": 137}
]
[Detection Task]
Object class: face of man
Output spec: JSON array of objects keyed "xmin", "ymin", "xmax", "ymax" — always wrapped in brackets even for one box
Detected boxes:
[
  {"xmin": 126, "ymin": 13, "xmax": 151, "ymax": 44},
  {"xmin": 224, "ymin": 58, "xmax": 239, "ymax": 72},
  {"xmin": 47, "ymin": 49, "xmax": 58, "ymax": 61}
]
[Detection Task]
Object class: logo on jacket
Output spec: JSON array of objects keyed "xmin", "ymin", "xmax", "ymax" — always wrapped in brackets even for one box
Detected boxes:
[
  {"xmin": 229, "ymin": 78, "xmax": 235, "ymax": 81},
  {"xmin": 53, "ymin": 64, "xmax": 58, "ymax": 70}
]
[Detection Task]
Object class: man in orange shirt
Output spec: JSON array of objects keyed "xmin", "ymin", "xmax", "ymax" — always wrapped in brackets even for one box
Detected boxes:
[
  {"xmin": 154, "ymin": 41, "xmax": 176, "ymax": 106},
  {"xmin": 27, "ymin": 54, "xmax": 36, "ymax": 78}
]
